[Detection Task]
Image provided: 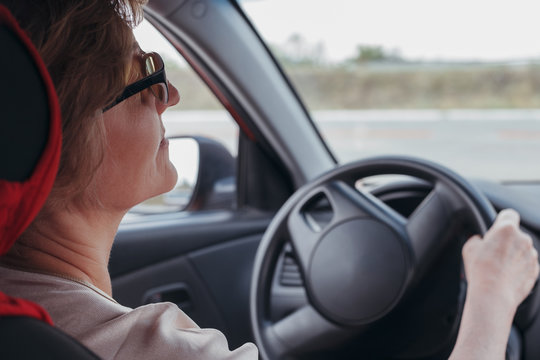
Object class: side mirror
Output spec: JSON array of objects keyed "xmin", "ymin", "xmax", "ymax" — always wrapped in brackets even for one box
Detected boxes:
[
  {"xmin": 129, "ymin": 136, "xmax": 235, "ymax": 215},
  {"xmin": 162, "ymin": 137, "xmax": 200, "ymax": 210},
  {"xmin": 128, "ymin": 136, "xmax": 236, "ymax": 217},
  {"xmin": 175, "ymin": 136, "xmax": 236, "ymax": 211}
]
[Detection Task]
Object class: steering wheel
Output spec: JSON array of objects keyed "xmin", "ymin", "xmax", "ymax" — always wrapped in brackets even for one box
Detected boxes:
[{"xmin": 250, "ymin": 156, "xmax": 497, "ymax": 359}]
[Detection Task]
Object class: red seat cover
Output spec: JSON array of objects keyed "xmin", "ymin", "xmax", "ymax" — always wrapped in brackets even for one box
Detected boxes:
[{"xmin": 0, "ymin": 5, "xmax": 62, "ymax": 325}]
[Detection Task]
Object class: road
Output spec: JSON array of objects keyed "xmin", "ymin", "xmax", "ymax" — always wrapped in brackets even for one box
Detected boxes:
[{"xmin": 163, "ymin": 109, "xmax": 540, "ymax": 182}]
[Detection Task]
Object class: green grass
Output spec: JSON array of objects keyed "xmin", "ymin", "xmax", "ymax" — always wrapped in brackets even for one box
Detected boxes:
[
  {"xmin": 287, "ymin": 63, "xmax": 540, "ymax": 110},
  {"xmin": 166, "ymin": 62, "xmax": 540, "ymax": 110}
]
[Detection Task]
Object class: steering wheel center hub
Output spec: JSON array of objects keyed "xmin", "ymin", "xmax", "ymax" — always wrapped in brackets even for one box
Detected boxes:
[{"xmin": 308, "ymin": 218, "xmax": 409, "ymax": 326}]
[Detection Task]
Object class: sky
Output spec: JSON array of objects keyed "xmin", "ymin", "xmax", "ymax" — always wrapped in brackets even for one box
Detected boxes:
[
  {"xmin": 239, "ymin": 0, "xmax": 540, "ymax": 63},
  {"xmin": 135, "ymin": 0, "xmax": 540, "ymax": 63}
]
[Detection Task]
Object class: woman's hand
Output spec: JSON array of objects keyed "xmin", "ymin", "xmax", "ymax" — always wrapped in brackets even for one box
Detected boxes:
[
  {"xmin": 449, "ymin": 208, "xmax": 539, "ymax": 360},
  {"xmin": 463, "ymin": 208, "xmax": 539, "ymax": 309}
]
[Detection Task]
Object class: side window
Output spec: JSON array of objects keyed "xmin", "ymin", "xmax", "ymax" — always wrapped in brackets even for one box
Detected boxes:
[{"xmin": 127, "ymin": 20, "xmax": 239, "ymax": 217}]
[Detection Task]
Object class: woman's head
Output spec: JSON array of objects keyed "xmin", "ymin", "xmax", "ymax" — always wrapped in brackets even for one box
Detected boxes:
[
  {"xmin": 0, "ymin": 0, "xmax": 177, "ymax": 212},
  {"xmin": 93, "ymin": 47, "xmax": 180, "ymax": 211}
]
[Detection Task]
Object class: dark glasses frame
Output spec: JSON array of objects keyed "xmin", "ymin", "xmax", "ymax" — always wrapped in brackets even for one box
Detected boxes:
[{"xmin": 102, "ymin": 52, "xmax": 169, "ymax": 112}]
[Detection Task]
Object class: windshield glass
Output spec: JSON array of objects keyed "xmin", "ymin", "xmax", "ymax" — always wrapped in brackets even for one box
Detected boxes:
[{"xmin": 240, "ymin": 0, "xmax": 540, "ymax": 182}]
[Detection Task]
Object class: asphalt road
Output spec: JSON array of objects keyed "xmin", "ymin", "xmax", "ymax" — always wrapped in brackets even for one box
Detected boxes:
[{"xmin": 163, "ymin": 109, "xmax": 540, "ymax": 182}]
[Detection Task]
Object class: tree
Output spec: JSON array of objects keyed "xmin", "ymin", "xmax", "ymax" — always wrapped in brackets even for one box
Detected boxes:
[
  {"xmin": 272, "ymin": 33, "xmax": 327, "ymax": 66},
  {"xmin": 352, "ymin": 45, "xmax": 403, "ymax": 64}
]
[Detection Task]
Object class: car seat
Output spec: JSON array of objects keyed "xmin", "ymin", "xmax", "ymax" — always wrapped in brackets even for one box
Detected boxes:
[{"xmin": 0, "ymin": 5, "xmax": 100, "ymax": 359}]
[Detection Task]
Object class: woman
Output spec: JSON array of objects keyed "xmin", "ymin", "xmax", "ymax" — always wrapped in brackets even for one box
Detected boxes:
[
  {"xmin": 0, "ymin": 0, "xmax": 537, "ymax": 359},
  {"xmin": 0, "ymin": 0, "xmax": 254, "ymax": 358}
]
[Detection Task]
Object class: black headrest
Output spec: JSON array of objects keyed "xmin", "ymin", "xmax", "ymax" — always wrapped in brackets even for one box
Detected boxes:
[
  {"xmin": 0, "ymin": 4, "xmax": 61, "ymax": 255},
  {"xmin": 0, "ymin": 25, "xmax": 48, "ymax": 181}
]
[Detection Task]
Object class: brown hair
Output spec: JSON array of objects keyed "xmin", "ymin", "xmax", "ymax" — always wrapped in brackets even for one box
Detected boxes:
[{"xmin": 1, "ymin": 0, "xmax": 146, "ymax": 209}]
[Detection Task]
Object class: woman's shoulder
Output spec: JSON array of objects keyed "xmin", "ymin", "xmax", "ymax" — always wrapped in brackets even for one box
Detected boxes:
[
  {"xmin": 0, "ymin": 265, "xmax": 130, "ymax": 321},
  {"xmin": 0, "ymin": 266, "xmax": 258, "ymax": 359},
  {"xmin": 89, "ymin": 301, "xmax": 258, "ymax": 359}
]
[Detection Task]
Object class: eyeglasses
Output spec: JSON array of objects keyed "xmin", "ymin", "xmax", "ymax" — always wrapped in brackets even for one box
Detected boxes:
[{"xmin": 103, "ymin": 52, "xmax": 169, "ymax": 112}]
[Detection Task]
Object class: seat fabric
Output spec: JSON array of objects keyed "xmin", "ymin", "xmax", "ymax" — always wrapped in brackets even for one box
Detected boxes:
[{"xmin": 1, "ymin": 317, "xmax": 100, "ymax": 359}]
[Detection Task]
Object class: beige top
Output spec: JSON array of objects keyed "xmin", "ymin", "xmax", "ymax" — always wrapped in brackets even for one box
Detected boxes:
[{"xmin": 0, "ymin": 266, "xmax": 258, "ymax": 360}]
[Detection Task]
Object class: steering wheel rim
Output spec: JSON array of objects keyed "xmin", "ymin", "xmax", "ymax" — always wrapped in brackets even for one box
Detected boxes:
[{"xmin": 250, "ymin": 156, "xmax": 496, "ymax": 360}]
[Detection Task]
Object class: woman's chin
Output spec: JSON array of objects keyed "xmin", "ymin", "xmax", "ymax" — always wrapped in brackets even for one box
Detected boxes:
[
  {"xmin": 164, "ymin": 162, "xmax": 179, "ymax": 193},
  {"xmin": 101, "ymin": 161, "xmax": 179, "ymax": 212},
  {"xmin": 160, "ymin": 146, "xmax": 178, "ymax": 187}
]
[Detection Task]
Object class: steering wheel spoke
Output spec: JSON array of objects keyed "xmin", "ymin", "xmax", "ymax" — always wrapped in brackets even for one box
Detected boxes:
[
  {"xmin": 287, "ymin": 180, "xmax": 408, "ymax": 274},
  {"xmin": 406, "ymin": 182, "xmax": 467, "ymax": 268},
  {"xmin": 326, "ymin": 180, "xmax": 408, "ymax": 229},
  {"xmin": 286, "ymin": 190, "xmax": 326, "ymax": 273},
  {"xmin": 265, "ymin": 305, "xmax": 358, "ymax": 358},
  {"xmin": 286, "ymin": 181, "xmax": 367, "ymax": 272}
]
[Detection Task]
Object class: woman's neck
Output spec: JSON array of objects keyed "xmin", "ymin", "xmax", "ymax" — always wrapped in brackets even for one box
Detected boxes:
[{"xmin": 2, "ymin": 207, "xmax": 125, "ymax": 297}]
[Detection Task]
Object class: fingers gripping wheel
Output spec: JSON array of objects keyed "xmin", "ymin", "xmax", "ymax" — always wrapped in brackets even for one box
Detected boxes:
[{"xmin": 250, "ymin": 156, "xmax": 496, "ymax": 359}]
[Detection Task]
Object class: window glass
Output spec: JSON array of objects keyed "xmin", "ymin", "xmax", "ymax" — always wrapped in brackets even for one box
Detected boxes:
[
  {"xmin": 240, "ymin": 0, "xmax": 540, "ymax": 182},
  {"xmin": 126, "ymin": 20, "xmax": 239, "ymax": 217}
]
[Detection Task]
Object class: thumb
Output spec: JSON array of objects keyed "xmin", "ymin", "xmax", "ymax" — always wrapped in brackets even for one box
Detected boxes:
[{"xmin": 493, "ymin": 208, "xmax": 520, "ymax": 227}]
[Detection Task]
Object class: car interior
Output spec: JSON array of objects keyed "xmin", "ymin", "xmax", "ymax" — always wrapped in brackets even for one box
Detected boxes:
[{"xmin": 2, "ymin": 0, "xmax": 540, "ymax": 359}]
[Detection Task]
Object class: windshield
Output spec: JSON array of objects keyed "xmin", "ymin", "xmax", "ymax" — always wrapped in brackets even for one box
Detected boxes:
[{"xmin": 240, "ymin": 0, "xmax": 540, "ymax": 182}]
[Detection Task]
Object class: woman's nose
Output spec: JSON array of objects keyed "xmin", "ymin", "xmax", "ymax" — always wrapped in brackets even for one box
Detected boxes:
[
  {"xmin": 167, "ymin": 81, "xmax": 180, "ymax": 107},
  {"xmin": 157, "ymin": 81, "xmax": 180, "ymax": 114}
]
